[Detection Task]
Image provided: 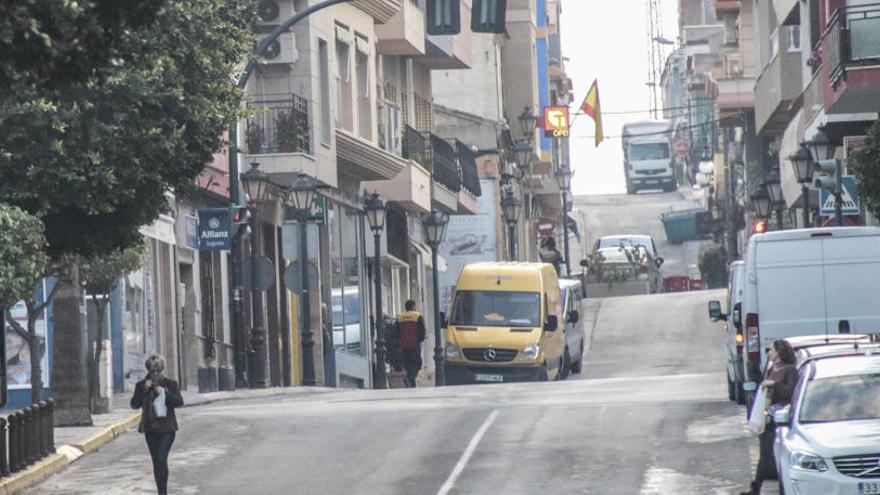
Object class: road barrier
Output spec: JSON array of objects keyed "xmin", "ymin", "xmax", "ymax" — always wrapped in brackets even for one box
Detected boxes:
[{"xmin": 4, "ymin": 399, "xmax": 55, "ymax": 475}]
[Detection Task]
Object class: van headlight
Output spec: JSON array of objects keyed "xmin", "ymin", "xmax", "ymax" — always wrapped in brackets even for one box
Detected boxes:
[
  {"xmin": 790, "ymin": 451, "xmax": 828, "ymax": 472},
  {"xmin": 517, "ymin": 344, "xmax": 541, "ymax": 361},
  {"xmin": 445, "ymin": 342, "xmax": 461, "ymax": 359}
]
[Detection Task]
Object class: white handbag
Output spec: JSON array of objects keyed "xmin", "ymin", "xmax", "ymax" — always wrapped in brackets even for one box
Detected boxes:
[
  {"xmin": 153, "ymin": 388, "xmax": 167, "ymax": 418},
  {"xmin": 747, "ymin": 387, "xmax": 767, "ymax": 435}
]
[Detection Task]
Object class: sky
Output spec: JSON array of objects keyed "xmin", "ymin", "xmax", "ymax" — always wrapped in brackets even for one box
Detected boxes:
[{"xmin": 561, "ymin": 0, "xmax": 681, "ymax": 195}]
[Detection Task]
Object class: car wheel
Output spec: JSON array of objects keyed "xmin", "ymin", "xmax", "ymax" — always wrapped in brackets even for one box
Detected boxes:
[
  {"xmin": 727, "ymin": 374, "xmax": 736, "ymax": 402},
  {"xmin": 558, "ymin": 350, "xmax": 570, "ymax": 380},
  {"xmin": 570, "ymin": 344, "xmax": 583, "ymax": 374}
]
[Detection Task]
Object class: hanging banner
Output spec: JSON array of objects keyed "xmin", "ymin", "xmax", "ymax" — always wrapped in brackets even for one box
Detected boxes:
[{"xmin": 198, "ymin": 208, "xmax": 232, "ymax": 252}]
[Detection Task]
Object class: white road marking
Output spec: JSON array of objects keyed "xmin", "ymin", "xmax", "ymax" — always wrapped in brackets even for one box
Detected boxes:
[{"xmin": 436, "ymin": 409, "xmax": 500, "ymax": 495}]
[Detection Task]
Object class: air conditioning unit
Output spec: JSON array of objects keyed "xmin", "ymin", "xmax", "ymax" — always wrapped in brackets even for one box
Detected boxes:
[
  {"xmin": 260, "ymin": 32, "xmax": 298, "ymax": 66},
  {"xmin": 256, "ymin": 0, "xmax": 291, "ymax": 26}
]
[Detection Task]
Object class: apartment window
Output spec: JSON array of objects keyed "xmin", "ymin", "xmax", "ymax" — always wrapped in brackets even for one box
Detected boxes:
[
  {"xmin": 355, "ymin": 35, "xmax": 372, "ymax": 140},
  {"xmin": 335, "ymin": 25, "xmax": 353, "ymax": 131},
  {"xmin": 786, "ymin": 25, "xmax": 801, "ymax": 52},
  {"xmin": 319, "ymin": 39, "xmax": 331, "ymax": 145},
  {"xmin": 769, "ymin": 29, "xmax": 779, "ymax": 60}
]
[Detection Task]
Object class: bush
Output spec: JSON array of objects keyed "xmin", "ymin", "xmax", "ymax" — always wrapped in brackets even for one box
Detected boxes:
[{"xmin": 698, "ymin": 243, "xmax": 728, "ymax": 289}]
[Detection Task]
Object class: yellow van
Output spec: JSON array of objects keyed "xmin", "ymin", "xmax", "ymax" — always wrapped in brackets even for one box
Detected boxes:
[{"xmin": 443, "ymin": 262, "xmax": 565, "ymax": 384}]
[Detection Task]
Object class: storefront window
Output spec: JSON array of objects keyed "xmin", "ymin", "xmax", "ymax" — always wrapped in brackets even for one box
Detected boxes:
[{"xmin": 329, "ymin": 204, "xmax": 367, "ymax": 355}]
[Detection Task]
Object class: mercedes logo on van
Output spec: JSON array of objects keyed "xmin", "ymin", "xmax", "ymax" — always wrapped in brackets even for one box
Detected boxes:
[{"xmin": 483, "ymin": 349, "xmax": 497, "ymax": 361}]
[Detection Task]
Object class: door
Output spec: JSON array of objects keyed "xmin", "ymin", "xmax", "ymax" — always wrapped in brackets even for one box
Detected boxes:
[{"xmin": 821, "ymin": 234, "xmax": 880, "ymax": 334}]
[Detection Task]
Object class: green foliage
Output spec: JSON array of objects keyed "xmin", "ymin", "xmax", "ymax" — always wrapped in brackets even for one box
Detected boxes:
[
  {"xmin": 698, "ymin": 243, "xmax": 728, "ymax": 289},
  {"xmin": 79, "ymin": 245, "xmax": 145, "ymax": 296},
  {"xmin": 0, "ymin": 1, "xmax": 257, "ymax": 259},
  {"xmin": 849, "ymin": 120, "xmax": 880, "ymax": 220},
  {"xmin": 0, "ymin": 204, "xmax": 49, "ymax": 309}
]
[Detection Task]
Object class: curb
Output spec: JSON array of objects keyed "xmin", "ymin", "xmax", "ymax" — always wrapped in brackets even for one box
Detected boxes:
[{"xmin": 0, "ymin": 453, "xmax": 69, "ymax": 495}]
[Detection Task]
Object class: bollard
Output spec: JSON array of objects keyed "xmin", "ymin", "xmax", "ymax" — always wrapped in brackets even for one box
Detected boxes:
[
  {"xmin": 16, "ymin": 411, "xmax": 26, "ymax": 470},
  {"xmin": 8, "ymin": 413, "xmax": 19, "ymax": 473},
  {"xmin": 0, "ymin": 417, "xmax": 7, "ymax": 477},
  {"xmin": 38, "ymin": 401, "xmax": 49, "ymax": 458},
  {"xmin": 22, "ymin": 407, "xmax": 33, "ymax": 466},
  {"xmin": 46, "ymin": 399, "xmax": 55, "ymax": 454}
]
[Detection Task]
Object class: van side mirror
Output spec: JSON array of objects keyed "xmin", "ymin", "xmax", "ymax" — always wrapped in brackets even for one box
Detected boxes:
[
  {"xmin": 773, "ymin": 405, "xmax": 791, "ymax": 426},
  {"xmin": 568, "ymin": 310, "xmax": 579, "ymax": 324},
  {"xmin": 708, "ymin": 300, "xmax": 726, "ymax": 322},
  {"xmin": 440, "ymin": 312, "xmax": 448, "ymax": 329},
  {"xmin": 544, "ymin": 314, "xmax": 558, "ymax": 332}
]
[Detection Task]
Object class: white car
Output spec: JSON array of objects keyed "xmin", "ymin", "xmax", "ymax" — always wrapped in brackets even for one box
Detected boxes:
[{"xmin": 773, "ymin": 354, "xmax": 880, "ymax": 495}]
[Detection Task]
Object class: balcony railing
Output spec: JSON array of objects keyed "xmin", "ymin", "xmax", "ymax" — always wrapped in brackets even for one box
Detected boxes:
[
  {"xmin": 430, "ymin": 134, "xmax": 461, "ymax": 193},
  {"xmin": 245, "ymin": 94, "xmax": 310, "ymax": 155},
  {"xmin": 403, "ymin": 125, "xmax": 431, "ymax": 168},
  {"xmin": 826, "ymin": 4, "xmax": 880, "ymax": 86},
  {"xmin": 456, "ymin": 141, "xmax": 481, "ymax": 197}
]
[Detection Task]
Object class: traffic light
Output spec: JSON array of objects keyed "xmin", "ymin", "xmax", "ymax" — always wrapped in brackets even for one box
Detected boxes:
[
  {"xmin": 751, "ymin": 219, "xmax": 768, "ymax": 234},
  {"xmin": 814, "ymin": 159, "xmax": 841, "ymax": 193},
  {"xmin": 231, "ymin": 205, "xmax": 251, "ymax": 237},
  {"xmin": 472, "ymin": 0, "xmax": 507, "ymax": 33},
  {"xmin": 426, "ymin": 0, "xmax": 461, "ymax": 35}
]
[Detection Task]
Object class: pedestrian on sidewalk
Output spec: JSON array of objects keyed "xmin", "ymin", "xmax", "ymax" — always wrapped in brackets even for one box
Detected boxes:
[
  {"xmin": 397, "ymin": 300, "xmax": 426, "ymax": 387},
  {"xmin": 539, "ymin": 237, "xmax": 563, "ymax": 275},
  {"xmin": 740, "ymin": 340, "xmax": 797, "ymax": 495},
  {"xmin": 130, "ymin": 354, "xmax": 184, "ymax": 495}
]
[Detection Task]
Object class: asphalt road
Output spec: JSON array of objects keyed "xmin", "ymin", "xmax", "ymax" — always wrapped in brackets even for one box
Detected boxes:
[
  {"xmin": 574, "ymin": 189, "xmax": 707, "ymax": 279},
  {"xmin": 28, "ymin": 289, "xmax": 763, "ymax": 495}
]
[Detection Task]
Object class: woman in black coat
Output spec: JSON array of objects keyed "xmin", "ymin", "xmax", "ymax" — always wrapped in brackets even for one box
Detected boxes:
[{"xmin": 131, "ymin": 354, "xmax": 184, "ymax": 495}]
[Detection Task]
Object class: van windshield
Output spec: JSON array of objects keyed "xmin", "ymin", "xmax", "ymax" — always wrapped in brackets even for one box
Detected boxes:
[
  {"xmin": 451, "ymin": 291, "xmax": 541, "ymax": 327},
  {"xmin": 630, "ymin": 143, "xmax": 669, "ymax": 160}
]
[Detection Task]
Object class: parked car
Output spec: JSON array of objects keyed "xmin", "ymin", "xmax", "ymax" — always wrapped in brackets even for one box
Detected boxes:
[
  {"xmin": 708, "ymin": 260, "xmax": 746, "ymax": 404},
  {"xmin": 772, "ymin": 353, "xmax": 880, "ymax": 495},
  {"xmin": 331, "ymin": 287, "xmax": 362, "ymax": 352},
  {"xmin": 591, "ymin": 245, "xmax": 662, "ymax": 293},
  {"xmin": 559, "ymin": 278, "xmax": 586, "ymax": 377},
  {"xmin": 593, "ymin": 234, "xmax": 659, "ymax": 259},
  {"xmin": 739, "ymin": 227, "xmax": 880, "ymax": 405}
]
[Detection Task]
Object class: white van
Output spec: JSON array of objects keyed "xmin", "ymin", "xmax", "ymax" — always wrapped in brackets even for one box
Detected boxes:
[
  {"xmin": 739, "ymin": 227, "xmax": 880, "ymax": 392},
  {"xmin": 708, "ymin": 260, "xmax": 746, "ymax": 404}
]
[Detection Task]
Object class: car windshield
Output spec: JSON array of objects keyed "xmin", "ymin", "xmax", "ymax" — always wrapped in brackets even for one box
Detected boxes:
[
  {"xmin": 597, "ymin": 248, "xmax": 632, "ymax": 263},
  {"xmin": 451, "ymin": 291, "xmax": 541, "ymax": 327},
  {"xmin": 799, "ymin": 373, "xmax": 880, "ymax": 423},
  {"xmin": 331, "ymin": 294, "xmax": 360, "ymax": 326},
  {"xmin": 630, "ymin": 143, "xmax": 669, "ymax": 160}
]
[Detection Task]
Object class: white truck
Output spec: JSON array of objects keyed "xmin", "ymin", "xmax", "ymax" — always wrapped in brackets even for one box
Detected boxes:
[{"xmin": 621, "ymin": 120, "xmax": 676, "ymax": 194}]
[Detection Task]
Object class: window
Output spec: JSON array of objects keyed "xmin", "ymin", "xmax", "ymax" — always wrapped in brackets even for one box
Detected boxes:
[
  {"xmin": 328, "ymin": 204, "xmax": 367, "ymax": 354},
  {"xmin": 318, "ymin": 39, "xmax": 331, "ymax": 145},
  {"xmin": 355, "ymin": 46, "xmax": 372, "ymax": 140},
  {"xmin": 769, "ymin": 29, "xmax": 779, "ymax": 60},
  {"xmin": 335, "ymin": 26, "xmax": 353, "ymax": 131},
  {"xmin": 450, "ymin": 291, "xmax": 542, "ymax": 327},
  {"xmin": 786, "ymin": 25, "xmax": 801, "ymax": 52},
  {"xmin": 629, "ymin": 143, "xmax": 670, "ymax": 160}
]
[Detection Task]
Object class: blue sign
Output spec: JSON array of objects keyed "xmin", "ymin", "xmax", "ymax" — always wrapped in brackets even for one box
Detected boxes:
[
  {"xmin": 198, "ymin": 208, "xmax": 232, "ymax": 251},
  {"xmin": 820, "ymin": 176, "xmax": 860, "ymax": 216}
]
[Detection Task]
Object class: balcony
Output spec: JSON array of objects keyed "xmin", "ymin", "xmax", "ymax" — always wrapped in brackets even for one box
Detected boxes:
[
  {"xmin": 754, "ymin": 49, "xmax": 803, "ymax": 135},
  {"xmin": 456, "ymin": 141, "xmax": 481, "ymax": 214},
  {"xmin": 243, "ymin": 94, "xmax": 329, "ymax": 186},
  {"xmin": 717, "ymin": 54, "xmax": 755, "ymax": 113},
  {"xmin": 422, "ymin": 1, "xmax": 472, "ymax": 69},
  {"xmin": 713, "ymin": 0, "xmax": 740, "ymax": 16},
  {"xmin": 375, "ymin": 0, "xmax": 425, "ymax": 55},
  {"xmin": 336, "ymin": 129, "xmax": 408, "ymax": 181},
  {"xmin": 402, "ymin": 126, "xmax": 457, "ymax": 212},
  {"xmin": 351, "ymin": 0, "xmax": 401, "ymax": 24},
  {"xmin": 823, "ymin": 5, "xmax": 880, "ymax": 114},
  {"xmin": 773, "ymin": 0, "xmax": 800, "ymax": 26}
]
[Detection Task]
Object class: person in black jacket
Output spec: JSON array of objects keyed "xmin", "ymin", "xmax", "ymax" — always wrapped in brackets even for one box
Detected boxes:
[{"xmin": 130, "ymin": 354, "xmax": 184, "ymax": 495}]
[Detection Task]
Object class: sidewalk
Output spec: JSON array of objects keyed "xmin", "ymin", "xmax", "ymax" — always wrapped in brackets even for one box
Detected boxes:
[{"xmin": 0, "ymin": 386, "xmax": 334, "ymax": 495}]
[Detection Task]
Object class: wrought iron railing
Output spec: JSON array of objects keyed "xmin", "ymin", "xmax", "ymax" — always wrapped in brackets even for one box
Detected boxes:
[
  {"xmin": 430, "ymin": 134, "xmax": 461, "ymax": 193},
  {"xmin": 402, "ymin": 125, "xmax": 431, "ymax": 168},
  {"xmin": 825, "ymin": 4, "xmax": 880, "ymax": 86},
  {"xmin": 456, "ymin": 141, "xmax": 482, "ymax": 197},
  {"xmin": 246, "ymin": 94, "xmax": 310, "ymax": 155}
]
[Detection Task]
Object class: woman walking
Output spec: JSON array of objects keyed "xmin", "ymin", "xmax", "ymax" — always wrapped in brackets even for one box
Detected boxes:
[
  {"xmin": 740, "ymin": 340, "xmax": 798, "ymax": 495},
  {"xmin": 130, "ymin": 355, "xmax": 184, "ymax": 495}
]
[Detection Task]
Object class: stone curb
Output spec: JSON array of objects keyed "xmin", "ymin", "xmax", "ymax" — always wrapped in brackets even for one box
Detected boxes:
[{"xmin": 3, "ymin": 387, "xmax": 335, "ymax": 494}]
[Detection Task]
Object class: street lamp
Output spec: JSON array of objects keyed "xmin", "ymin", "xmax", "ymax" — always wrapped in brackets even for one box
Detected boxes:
[
  {"xmin": 750, "ymin": 187, "xmax": 772, "ymax": 220},
  {"xmin": 424, "ymin": 210, "xmax": 449, "ymax": 386},
  {"xmin": 789, "ymin": 144, "xmax": 815, "ymax": 228},
  {"xmin": 555, "ymin": 165, "xmax": 573, "ymax": 275},
  {"xmin": 807, "ymin": 126, "xmax": 834, "ymax": 162},
  {"xmin": 500, "ymin": 188, "xmax": 523, "ymax": 260},
  {"xmin": 364, "ymin": 192, "xmax": 387, "ymax": 389},
  {"xmin": 765, "ymin": 175, "xmax": 785, "ymax": 230},
  {"xmin": 289, "ymin": 172, "xmax": 318, "ymax": 386},
  {"xmin": 240, "ymin": 162, "xmax": 272, "ymax": 388},
  {"xmin": 518, "ymin": 106, "xmax": 537, "ymax": 137}
]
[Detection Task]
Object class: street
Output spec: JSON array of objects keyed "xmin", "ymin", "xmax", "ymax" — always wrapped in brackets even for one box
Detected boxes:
[{"xmin": 29, "ymin": 288, "xmax": 761, "ymax": 494}]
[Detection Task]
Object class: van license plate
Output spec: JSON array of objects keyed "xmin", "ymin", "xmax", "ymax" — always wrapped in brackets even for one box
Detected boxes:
[
  {"xmin": 475, "ymin": 374, "xmax": 503, "ymax": 383},
  {"xmin": 646, "ymin": 180, "xmax": 658, "ymax": 184},
  {"xmin": 861, "ymin": 482, "xmax": 880, "ymax": 494}
]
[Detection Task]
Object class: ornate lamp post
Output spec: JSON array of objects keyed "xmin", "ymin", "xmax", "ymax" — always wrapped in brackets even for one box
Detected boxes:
[
  {"xmin": 807, "ymin": 126, "xmax": 834, "ymax": 162},
  {"xmin": 765, "ymin": 175, "xmax": 784, "ymax": 230},
  {"xmin": 240, "ymin": 162, "xmax": 272, "ymax": 388},
  {"xmin": 424, "ymin": 210, "xmax": 449, "ymax": 386},
  {"xmin": 500, "ymin": 188, "xmax": 523, "ymax": 260},
  {"xmin": 750, "ymin": 186, "xmax": 772, "ymax": 220},
  {"xmin": 555, "ymin": 165, "xmax": 573, "ymax": 275},
  {"xmin": 364, "ymin": 192, "xmax": 387, "ymax": 389},
  {"xmin": 289, "ymin": 173, "xmax": 317, "ymax": 386},
  {"xmin": 789, "ymin": 144, "xmax": 815, "ymax": 228},
  {"xmin": 518, "ymin": 106, "xmax": 537, "ymax": 137}
]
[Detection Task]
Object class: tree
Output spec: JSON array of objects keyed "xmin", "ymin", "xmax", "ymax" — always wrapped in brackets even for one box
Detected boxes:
[
  {"xmin": 0, "ymin": 0, "xmax": 256, "ymax": 424},
  {"xmin": 849, "ymin": 120, "xmax": 880, "ymax": 219},
  {"xmin": 79, "ymin": 246, "xmax": 144, "ymax": 413},
  {"xmin": 0, "ymin": 203, "xmax": 50, "ymax": 403}
]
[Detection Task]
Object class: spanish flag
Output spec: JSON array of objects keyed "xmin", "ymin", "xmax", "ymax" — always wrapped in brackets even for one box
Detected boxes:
[{"xmin": 580, "ymin": 79, "xmax": 604, "ymax": 147}]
